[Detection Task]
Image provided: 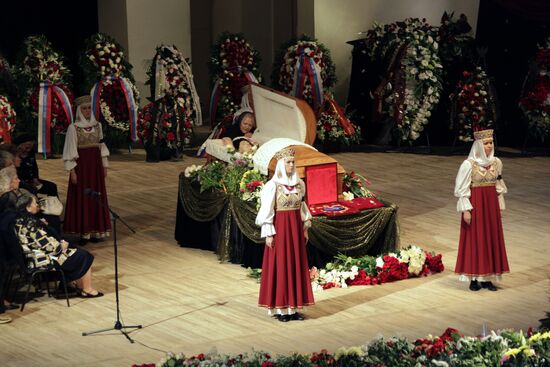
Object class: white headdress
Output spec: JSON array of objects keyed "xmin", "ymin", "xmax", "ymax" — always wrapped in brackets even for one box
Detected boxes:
[
  {"xmin": 467, "ymin": 129, "xmax": 494, "ymax": 166},
  {"xmin": 271, "ymin": 147, "xmax": 299, "ymax": 186}
]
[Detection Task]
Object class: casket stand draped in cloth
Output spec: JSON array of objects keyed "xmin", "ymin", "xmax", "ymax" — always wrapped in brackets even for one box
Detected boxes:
[{"xmin": 175, "ymin": 174, "xmax": 399, "ymax": 268}]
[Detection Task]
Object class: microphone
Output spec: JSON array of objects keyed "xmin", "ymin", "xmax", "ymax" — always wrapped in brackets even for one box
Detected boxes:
[{"xmin": 84, "ymin": 188, "xmax": 101, "ymax": 197}]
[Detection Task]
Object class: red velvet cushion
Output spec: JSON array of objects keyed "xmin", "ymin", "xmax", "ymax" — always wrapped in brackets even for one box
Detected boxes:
[{"xmin": 305, "ymin": 163, "xmax": 337, "ymax": 205}]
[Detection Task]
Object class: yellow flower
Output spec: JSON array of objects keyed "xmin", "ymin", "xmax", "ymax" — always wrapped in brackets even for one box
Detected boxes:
[
  {"xmin": 529, "ymin": 331, "xmax": 550, "ymax": 343},
  {"xmin": 504, "ymin": 347, "xmax": 522, "ymax": 357}
]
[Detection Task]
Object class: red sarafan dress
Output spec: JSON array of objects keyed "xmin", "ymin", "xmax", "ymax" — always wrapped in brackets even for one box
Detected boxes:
[
  {"xmin": 63, "ymin": 122, "xmax": 111, "ymax": 238},
  {"xmin": 257, "ymin": 182, "xmax": 314, "ymax": 314},
  {"xmin": 454, "ymin": 158, "xmax": 509, "ymax": 281}
]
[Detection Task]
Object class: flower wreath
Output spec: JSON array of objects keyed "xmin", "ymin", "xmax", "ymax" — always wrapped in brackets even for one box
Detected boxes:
[
  {"xmin": 365, "ymin": 18, "xmax": 443, "ymax": 142},
  {"xmin": 519, "ymin": 38, "xmax": 550, "ymax": 142},
  {"xmin": 451, "ymin": 67, "xmax": 496, "ymax": 142},
  {"xmin": 15, "ymin": 35, "xmax": 74, "ymax": 153},
  {"xmin": 0, "ymin": 95, "xmax": 16, "ymax": 143},
  {"xmin": 137, "ymin": 99, "xmax": 190, "ymax": 150},
  {"xmin": 0, "ymin": 55, "xmax": 16, "ymax": 98},
  {"xmin": 142, "ymin": 45, "xmax": 202, "ymax": 147},
  {"xmin": 209, "ymin": 32, "xmax": 261, "ymax": 124},
  {"xmin": 272, "ymin": 35, "xmax": 336, "ymax": 110},
  {"xmin": 81, "ymin": 33, "xmax": 140, "ymax": 136}
]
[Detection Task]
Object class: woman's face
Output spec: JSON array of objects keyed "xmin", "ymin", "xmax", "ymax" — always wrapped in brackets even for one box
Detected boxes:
[
  {"xmin": 18, "ymin": 141, "xmax": 34, "ymax": 156},
  {"xmin": 27, "ymin": 196, "xmax": 40, "ymax": 214},
  {"xmin": 482, "ymin": 138, "xmax": 493, "ymax": 156},
  {"xmin": 81, "ymin": 104, "xmax": 92, "ymax": 120},
  {"xmin": 13, "ymin": 155, "xmax": 21, "ymax": 168},
  {"xmin": 10, "ymin": 174, "xmax": 20, "ymax": 191},
  {"xmin": 239, "ymin": 115, "xmax": 255, "ymax": 134},
  {"xmin": 284, "ymin": 158, "xmax": 295, "ymax": 175}
]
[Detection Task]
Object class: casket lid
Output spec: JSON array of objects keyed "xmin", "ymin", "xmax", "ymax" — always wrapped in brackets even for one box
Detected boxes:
[{"xmin": 249, "ymin": 83, "xmax": 316, "ymax": 146}]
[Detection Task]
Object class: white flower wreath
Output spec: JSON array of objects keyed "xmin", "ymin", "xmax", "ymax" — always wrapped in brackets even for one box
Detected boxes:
[{"xmin": 367, "ymin": 18, "xmax": 443, "ymax": 142}]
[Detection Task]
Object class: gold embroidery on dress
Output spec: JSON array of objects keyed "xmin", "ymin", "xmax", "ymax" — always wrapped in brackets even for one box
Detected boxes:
[
  {"xmin": 275, "ymin": 185, "xmax": 302, "ymax": 211},
  {"xmin": 76, "ymin": 125, "xmax": 101, "ymax": 147},
  {"xmin": 469, "ymin": 159, "xmax": 497, "ymax": 187}
]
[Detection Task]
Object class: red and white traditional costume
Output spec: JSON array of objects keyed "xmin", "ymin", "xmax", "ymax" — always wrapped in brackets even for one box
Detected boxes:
[
  {"xmin": 454, "ymin": 129, "xmax": 509, "ymax": 282},
  {"xmin": 255, "ymin": 148, "xmax": 314, "ymax": 316},
  {"xmin": 62, "ymin": 97, "xmax": 111, "ymax": 239}
]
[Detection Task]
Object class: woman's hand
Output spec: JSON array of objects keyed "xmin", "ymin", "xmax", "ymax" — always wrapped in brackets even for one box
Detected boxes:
[
  {"xmin": 104, "ymin": 168, "xmax": 108, "ymax": 178},
  {"xmin": 70, "ymin": 170, "xmax": 77, "ymax": 185},
  {"xmin": 304, "ymin": 229, "xmax": 309, "ymax": 242},
  {"xmin": 266, "ymin": 236, "xmax": 274, "ymax": 248},
  {"xmin": 463, "ymin": 211, "xmax": 472, "ymax": 225},
  {"xmin": 244, "ymin": 132, "xmax": 253, "ymax": 138},
  {"xmin": 60, "ymin": 240, "xmax": 69, "ymax": 253}
]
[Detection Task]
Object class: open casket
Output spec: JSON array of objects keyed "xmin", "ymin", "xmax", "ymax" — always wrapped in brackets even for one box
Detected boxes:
[{"xmin": 205, "ymin": 83, "xmax": 346, "ymax": 194}]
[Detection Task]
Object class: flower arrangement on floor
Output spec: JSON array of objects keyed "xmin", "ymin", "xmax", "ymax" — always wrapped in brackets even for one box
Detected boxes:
[
  {"xmin": 209, "ymin": 32, "xmax": 261, "ymax": 124},
  {"xmin": 519, "ymin": 38, "xmax": 550, "ymax": 142},
  {"xmin": 140, "ymin": 45, "xmax": 202, "ymax": 159},
  {"xmin": 134, "ymin": 328, "xmax": 550, "ymax": 367},
  {"xmin": 365, "ymin": 18, "xmax": 443, "ymax": 142},
  {"xmin": 451, "ymin": 67, "xmax": 496, "ymax": 142},
  {"xmin": 309, "ymin": 245, "xmax": 443, "ymax": 291},
  {"xmin": 15, "ymin": 35, "xmax": 74, "ymax": 153},
  {"xmin": 272, "ymin": 35, "xmax": 336, "ymax": 111},
  {"xmin": 0, "ymin": 95, "xmax": 16, "ymax": 144},
  {"xmin": 80, "ymin": 32, "xmax": 140, "ymax": 146}
]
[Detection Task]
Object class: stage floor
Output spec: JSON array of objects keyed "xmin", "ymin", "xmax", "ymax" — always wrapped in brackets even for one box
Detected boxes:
[{"xmin": 1, "ymin": 149, "xmax": 549, "ymax": 366}]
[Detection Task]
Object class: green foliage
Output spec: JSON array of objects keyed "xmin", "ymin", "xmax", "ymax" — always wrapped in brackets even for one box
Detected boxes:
[
  {"xmin": 330, "ymin": 253, "xmax": 377, "ymax": 276},
  {"xmin": 363, "ymin": 338, "xmax": 416, "ymax": 366},
  {"xmin": 196, "ymin": 161, "xmax": 226, "ymax": 193}
]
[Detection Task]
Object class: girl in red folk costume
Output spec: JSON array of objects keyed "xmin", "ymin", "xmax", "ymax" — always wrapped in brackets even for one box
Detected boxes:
[
  {"xmin": 62, "ymin": 95, "xmax": 111, "ymax": 242},
  {"xmin": 454, "ymin": 129, "xmax": 510, "ymax": 291},
  {"xmin": 255, "ymin": 147, "xmax": 314, "ymax": 322}
]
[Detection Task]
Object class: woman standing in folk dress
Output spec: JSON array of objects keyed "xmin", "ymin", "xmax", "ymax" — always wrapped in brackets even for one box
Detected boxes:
[
  {"xmin": 62, "ymin": 95, "xmax": 111, "ymax": 242},
  {"xmin": 454, "ymin": 129, "xmax": 510, "ymax": 291},
  {"xmin": 255, "ymin": 147, "xmax": 314, "ymax": 322}
]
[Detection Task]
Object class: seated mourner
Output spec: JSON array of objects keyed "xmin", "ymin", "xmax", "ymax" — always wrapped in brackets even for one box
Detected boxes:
[{"xmin": 14, "ymin": 192, "xmax": 104, "ymax": 298}]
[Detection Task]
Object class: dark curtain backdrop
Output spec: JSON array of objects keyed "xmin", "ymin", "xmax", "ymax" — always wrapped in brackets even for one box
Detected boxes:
[
  {"xmin": 477, "ymin": 0, "xmax": 550, "ymax": 146},
  {"xmin": 0, "ymin": 0, "xmax": 98, "ymax": 90}
]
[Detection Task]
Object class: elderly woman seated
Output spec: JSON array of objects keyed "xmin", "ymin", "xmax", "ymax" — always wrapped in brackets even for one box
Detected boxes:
[
  {"xmin": 221, "ymin": 111, "xmax": 258, "ymax": 153},
  {"xmin": 14, "ymin": 192, "xmax": 103, "ymax": 298}
]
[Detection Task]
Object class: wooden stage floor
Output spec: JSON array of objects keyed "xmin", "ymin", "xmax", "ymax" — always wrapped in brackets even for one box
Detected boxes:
[{"xmin": 1, "ymin": 149, "xmax": 549, "ymax": 366}]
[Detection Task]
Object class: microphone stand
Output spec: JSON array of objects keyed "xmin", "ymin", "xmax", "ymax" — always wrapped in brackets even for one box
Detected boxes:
[{"xmin": 82, "ymin": 193, "xmax": 142, "ymax": 343}]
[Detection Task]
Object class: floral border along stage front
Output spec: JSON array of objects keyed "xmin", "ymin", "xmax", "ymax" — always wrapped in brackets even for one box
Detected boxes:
[{"xmin": 133, "ymin": 328, "xmax": 550, "ymax": 367}]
